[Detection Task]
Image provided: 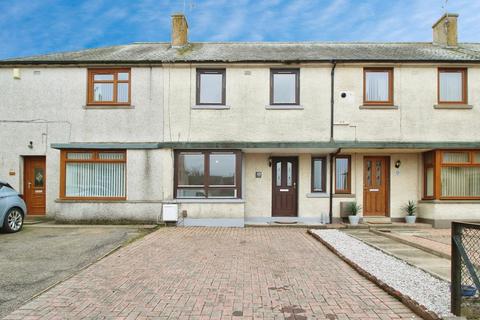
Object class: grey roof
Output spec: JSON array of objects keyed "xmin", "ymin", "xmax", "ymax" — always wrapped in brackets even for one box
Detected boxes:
[{"xmin": 2, "ymin": 42, "xmax": 480, "ymax": 65}]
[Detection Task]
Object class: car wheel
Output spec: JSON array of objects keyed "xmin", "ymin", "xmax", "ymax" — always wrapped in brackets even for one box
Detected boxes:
[{"xmin": 3, "ymin": 207, "xmax": 24, "ymax": 233}]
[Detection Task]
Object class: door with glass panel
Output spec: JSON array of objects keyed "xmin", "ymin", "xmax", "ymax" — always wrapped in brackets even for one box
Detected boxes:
[
  {"xmin": 363, "ymin": 156, "xmax": 389, "ymax": 216},
  {"xmin": 272, "ymin": 157, "xmax": 298, "ymax": 217},
  {"xmin": 23, "ymin": 156, "xmax": 46, "ymax": 215}
]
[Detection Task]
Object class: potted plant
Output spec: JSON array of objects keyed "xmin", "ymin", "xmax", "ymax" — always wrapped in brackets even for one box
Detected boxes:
[
  {"xmin": 347, "ymin": 202, "xmax": 362, "ymax": 225},
  {"xmin": 403, "ymin": 200, "xmax": 417, "ymax": 224}
]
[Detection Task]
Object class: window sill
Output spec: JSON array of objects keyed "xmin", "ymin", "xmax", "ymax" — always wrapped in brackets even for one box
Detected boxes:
[
  {"xmin": 333, "ymin": 194, "xmax": 356, "ymax": 198},
  {"xmin": 172, "ymin": 199, "xmax": 245, "ymax": 204},
  {"xmin": 359, "ymin": 105, "xmax": 398, "ymax": 110},
  {"xmin": 434, "ymin": 104, "xmax": 473, "ymax": 109},
  {"xmin": 192, "ymin": 105, "xmax": 230, "ymax": 110},
  {"xmin": 306, "ymin": 193, "xmax": 329, "ymax": 198},
  {"xmin": 265, "ymin": 105, "xmax": 304, "ymax": 110},
  {"xmin": 419, "ymin": 199, "xmax": 480, "ymax": 204},
  {"xmin": 83, "ymin": 105, "xmax": 135, "ymax": 110}
]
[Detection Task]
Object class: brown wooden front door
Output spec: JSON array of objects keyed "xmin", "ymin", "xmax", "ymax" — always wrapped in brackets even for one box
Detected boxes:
[
  {"xmin": 23, "ymin": 156, "xmax": 46, "ymax": 215},
  {"xmin": 272, "ymin": 157, "xmax": 298, "ymax": 217},
  {"xmin": 363, "ymin": 156, "xmax": 389, "ymax": 216}
]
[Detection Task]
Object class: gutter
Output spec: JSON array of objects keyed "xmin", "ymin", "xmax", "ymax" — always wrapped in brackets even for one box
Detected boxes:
[{"xmin": 328, "ymin": 148, "xmax": 341, "ymax": 224}]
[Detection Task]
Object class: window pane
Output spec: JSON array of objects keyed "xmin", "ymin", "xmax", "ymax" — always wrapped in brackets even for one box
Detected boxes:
[
  {"xmin": 439, "ymin": 72, "xmax": 463, "ymax": 102},
  {"xmin": 273, "ymin": 73, "xmax": 297, "ymax": 104},
  {"xmin": 178, "ymin": 153, "xmax": 204, "ymax": 186},
  {"xmin": 98, "ymin": 152, "xmax": 125, "ymax": 160},
  {"xmin": 177, "ymin": 188, "xmax": 206, "ymax": 198},
  {"xmin": 313, "ymin": 159, "xmax": 324, "ymax": 191},
  {"xmin": 67, "ymin": 152, "xmax": 93, "ymax": 160},
  {"xmin": 475, "ymin": 152, "xmax": 480, "ymax": 163},
  {"xmin": 94, "ymin": 83, "xmax": 114, "ymax": 102},
  {"xmin": 65, "ymin": 162, "xmax": 125, "ymax": 197},
  {"xmin": 426, "ymin": 167, "xmax": 434, "ymax": 197},
  {"xmin": 441, "ymin": 167, "xmax": 480, "ymax": 197},
  {"xmin": 94, "ymin": 74, "xmax": 114, "ymax": 81},
  {"xmin": 208, "ymin": 188, "xmax": 236, "ymax": 198},
  {"xmin": 209, "ymin": 154, "xmax": 235, "ymax": 186},
  {"xmin": 366, "ymin": 71, "xmax": 389, "ymax": 101},
  {"xmin": 276, "ymin": 162, "xmax": 282, "ymax": 186},
  {"xmin": 287, "ymin": 162, "xmax": 293, "ymax": 186},
  {"xmin": 336, "ymin": 158, "xmax": 349, "ymax": 191},
  {"xmin": 443, "ymin": 152, "xmax": 469, "ymax": 163},
  {"xmin": 200, "ymin": 73, "xmax": 223, "ymax": 104},
  {"xmin": 34, "ymin": 168, "xmax": 44, "ymax": 187},
  {"xmin": 117, "ymin": 83, "xmax": 129, "ymax": 102},
  {"xmin": 118, "ymin": 72, "xmax": 129, "ymax": 81}
]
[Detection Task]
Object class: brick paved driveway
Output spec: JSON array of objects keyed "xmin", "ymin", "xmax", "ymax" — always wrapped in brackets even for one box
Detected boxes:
[{"xmin": 4, "ymin": 228, "xmax": 417, "ymax": 320}]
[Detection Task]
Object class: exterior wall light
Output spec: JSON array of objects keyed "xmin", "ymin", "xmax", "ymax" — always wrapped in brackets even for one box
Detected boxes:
[{"xmin": 395, "ymin": 160, "xmax": 401, "ymax": 168}]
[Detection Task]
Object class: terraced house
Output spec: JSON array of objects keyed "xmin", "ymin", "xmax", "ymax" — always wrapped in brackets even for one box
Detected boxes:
[{"xmin": 1, "ymin": 13, "xmax": 479, "ymax": 228}]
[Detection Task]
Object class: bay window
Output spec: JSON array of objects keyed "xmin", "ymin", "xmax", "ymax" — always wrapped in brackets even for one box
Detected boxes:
[
  {"xmin": 175, "ymin": 150, "xmax": 241, "ymax": 199},
  {"xmin": 60, "ymin": 150, "xmax": 126, "ymax": 199}
]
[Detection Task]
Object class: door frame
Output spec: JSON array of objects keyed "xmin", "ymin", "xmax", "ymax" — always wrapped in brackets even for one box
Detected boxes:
[
  {"xmin": 271, "ymin": 156, "xmax": 299, "ymax": 217},
  {"xmin": 23, "ymin": 155, "xmax": 47, "ymax": 216},
  {"xmin": 362, "ymin": 156, "xmax": 390, "ymax": 217}
]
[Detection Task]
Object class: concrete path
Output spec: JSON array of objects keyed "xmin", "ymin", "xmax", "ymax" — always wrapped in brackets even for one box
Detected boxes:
[
  {"xmin": 344, "ymin": 229, "xmax": 451, "ymax": 281},
  {"xmin": 4, "ymin": 228, "xmax": 417, "ymax": 320}
]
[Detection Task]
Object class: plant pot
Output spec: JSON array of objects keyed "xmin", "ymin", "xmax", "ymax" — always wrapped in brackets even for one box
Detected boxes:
[
  {"xmin": 462, "ymin": 285, "xmax": 477, "ymax": 297},
  {"xmin": 348, "ymin": 215, "xmax": 360, "ymax": 225},
  {"xmin": 405, "ymin": 215, "xmax": 416, "ymax": 224}
]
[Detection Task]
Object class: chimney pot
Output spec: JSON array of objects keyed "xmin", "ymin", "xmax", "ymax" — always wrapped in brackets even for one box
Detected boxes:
[
  {"xmin": 171, "ymin": 13, "xmax": 188, "ymax": 48},
  {"xmin": 432, "ymin": 13, "xmax": 458, "ymax": 47}
]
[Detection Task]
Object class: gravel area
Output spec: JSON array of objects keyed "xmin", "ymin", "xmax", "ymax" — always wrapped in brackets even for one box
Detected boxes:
[{"xmin": 311, "ymin": 229, "xmax": 452, "ymax": 317}]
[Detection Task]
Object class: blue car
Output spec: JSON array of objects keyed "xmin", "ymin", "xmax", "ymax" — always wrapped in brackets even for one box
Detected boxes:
[{"xmin": 0, "ymin": 180, "xmax": 27, "ymax": 233}]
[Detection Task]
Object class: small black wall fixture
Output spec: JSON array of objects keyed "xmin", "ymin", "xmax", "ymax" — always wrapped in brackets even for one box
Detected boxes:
[{"xmin": 395, "ymin": 160, "xmax": 401, "ymax": 168}]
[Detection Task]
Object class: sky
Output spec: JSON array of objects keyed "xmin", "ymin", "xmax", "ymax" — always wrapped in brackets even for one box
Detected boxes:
[{"xmin": 0, "ymin": 0, "xmax": 479, "ymax": 59}]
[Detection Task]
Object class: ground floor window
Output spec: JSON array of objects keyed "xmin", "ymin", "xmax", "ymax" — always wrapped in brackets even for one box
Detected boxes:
[
  {"xmin": 175, "ymin": 150, "xmax": 242, "ymax": 199},
  {"xmin": 311, "ymin": 157, "xmax": 326, "ymax": 192},
  {"xmin": 60, "ymin": 150, "xmax": 126, "ymax": 199},
  {"xmin": 335, "ymin": 155, "xmax": 351, "ymax": 194},
  {"xmin": 423, "ymin": 150, "xmax": 480, "ymax": 199}
]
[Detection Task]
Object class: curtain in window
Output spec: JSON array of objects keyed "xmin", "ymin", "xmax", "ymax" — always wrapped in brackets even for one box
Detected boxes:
[
  {"xmin": 366, "ymin": 72, "xmax": 389, "ymax": 101},
  {"xmin": 441, "ymin": 167, "xmax": 480, "ymax": 197},
  {"xmin": 443, "ymin": 152, "xmax": 469, "ymax": 163},
  {"xmin": 439, "ymin": 72, "xmax": 462, "ymax": 102},
  {"xmin": 66, "ymin": 163, "xmax": 126, "ymax": 197}
]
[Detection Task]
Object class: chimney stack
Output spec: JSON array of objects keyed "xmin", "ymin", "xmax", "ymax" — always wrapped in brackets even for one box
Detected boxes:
[
  {"xmin": 171, "ymin": 13, "xmax": 188, "ymax": 48},
  {"xmin": 432, "ymin": 13, "xmax": 458, "ymax": 47}
]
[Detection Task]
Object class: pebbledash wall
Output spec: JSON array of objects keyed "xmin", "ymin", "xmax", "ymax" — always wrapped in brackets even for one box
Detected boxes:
[
  {"xmin": 1, "ymin": 62, "xmax": 480, "ymax": 225},
  {"xmin": 0, "ymin": 67, "xmax": 167, "ymax": 222}
]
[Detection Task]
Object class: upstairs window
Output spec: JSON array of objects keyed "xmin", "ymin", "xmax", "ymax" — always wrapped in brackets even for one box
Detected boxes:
[
  {"xmin": 438, "ymin": 68, "xmax": 467, "ymax": 104},
  {"xmin": 196, "ymin": 69, "xmax": 226, "ymax": 105},
  {"xmin": 175, "ymin": 150, "xmax": 241, "ymax": 199},
  {"xmin": 88, "ymin": 69, "xmax": 131, "ymax": 106},
  {"xmin": 270, "ymin": 69, "xmax": 300, "ymax": 105},
  {"xmin": 364, "ymin": 68, "xmax": 393, "ymax": 105},
  {"xmin": 335, "ymin": 156, "xmax": 351, "ymax": 194}
]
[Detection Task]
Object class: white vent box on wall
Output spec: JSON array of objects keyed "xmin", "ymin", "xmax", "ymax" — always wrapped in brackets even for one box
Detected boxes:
[{"xmin": 162, "ymin": 204, "xmax": 178, "ymax": 221}]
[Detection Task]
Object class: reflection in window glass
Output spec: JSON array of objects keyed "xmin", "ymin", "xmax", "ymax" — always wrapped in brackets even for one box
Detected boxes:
[
  {"xmin": 94, "ymin": 74, "xmax": 114, "ymax": 81},
  {"xmin": 312, "ymin": 159, "xmax": 324, "ymax": 192},
  {"xmin": 276, "ymin": 162, "xmax": 282, "ymax": 186},
  {"xmin": 178, "ymin": 153, "xmax": 205, "ymax": 186},
  {"xmin": 200, "ymin": 73, "xmax": 223, "ymax": 104},
  {"xmin": 209, "ymin": 154, "xmax": 235, "ymax": 186},
  {"xmin": 273, "ymin": 72, "xmax": 297, "ymax": 104},
  {"xmin": 208, "ymin": 188, "xmax": 236, "ymax": 198},
  {"xmin": 177, "ymin": 188, "xmax": 206, "ymax": 198},
  {"xmin": 336, "ymin": 158, "xmax": 350, "ymax": 192}
]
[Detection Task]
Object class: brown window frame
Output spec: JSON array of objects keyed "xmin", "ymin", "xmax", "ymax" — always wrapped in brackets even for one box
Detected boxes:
[
  {"xmin": 174, "ymin": 150, "xmax": 242, "ymax": 199},
  {"xmin": 87, "ymin": 68, "xmax": 131, "ymax": 106},
  {"xmin": 423, "ymin": 150, "xmax": 480, "ymax": 200},
  {"xmin": 363, "ymin": 68, "xmax": 394, "ymax": 106},
  {"xmin": 335, "ymin": 155, "xmax": 351, "ymax": 194},
  {"xmin": 59, "ymin": 150, "xmax": 127, "ymax": 200},
  {"xmin": 196, "ymin": 69, "xmax": 226, "ymax": 105},
  {"xmin": 311, "ymin": 156, "xmax": 327, "ymax": 193},
  {"xmin": 270, "ymin": 68, "xmax": 300, "ymax": 105},
  {"xmin": 422, "ymin": 151, "xmax": 436, "ymax": 200},
  {"xmin": 437, "ymin": 68, "xmax": 468, "ymax": 105}
]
